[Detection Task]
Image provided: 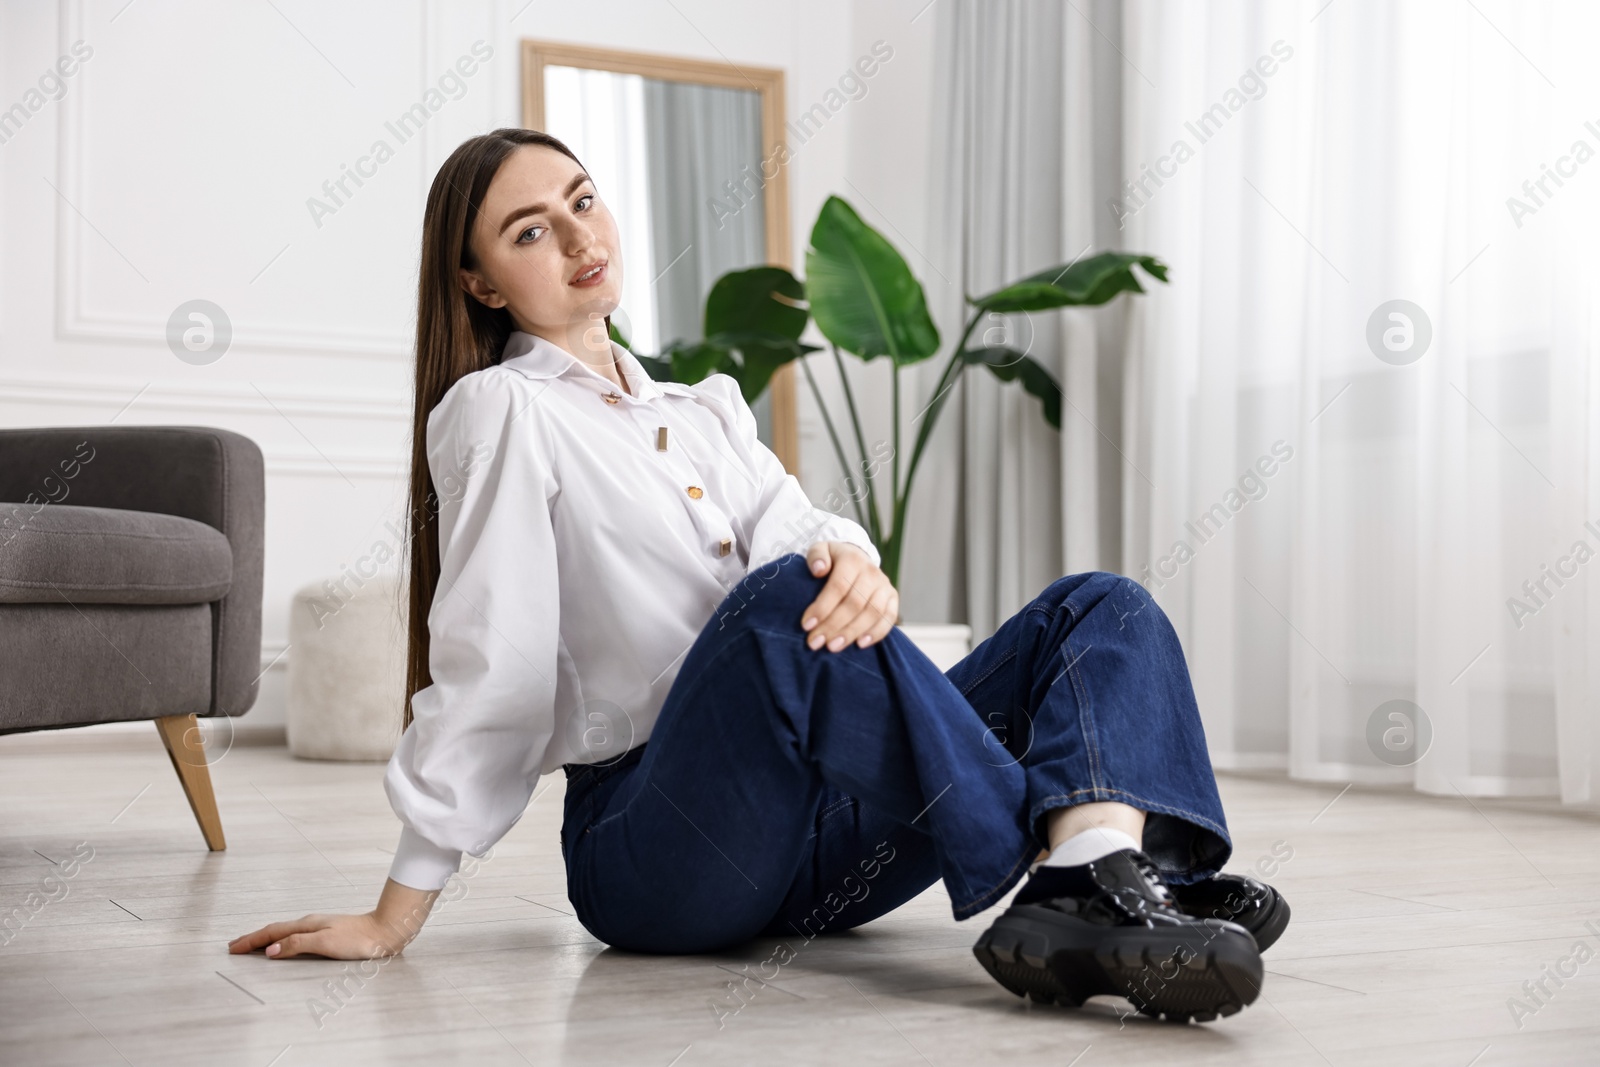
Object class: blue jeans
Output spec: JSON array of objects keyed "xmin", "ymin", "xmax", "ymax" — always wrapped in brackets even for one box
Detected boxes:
[{"xmin": 559, "ymin": 552, "xmax": 1231, "ymax": 954}]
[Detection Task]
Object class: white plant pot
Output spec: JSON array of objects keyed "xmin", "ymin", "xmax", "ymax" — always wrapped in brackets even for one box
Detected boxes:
[{"xmin": 898, "ymin": 622, "xmax": 973, "ymax": 673}]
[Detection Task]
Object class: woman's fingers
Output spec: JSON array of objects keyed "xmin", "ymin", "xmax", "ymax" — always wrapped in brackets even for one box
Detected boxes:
[
  {"xmin": 806, "ymin": 568, "xmax": 871, "ymax": 650},
  {"xmin": 797, "ymin": 542, "xmax": 901, "ymax": 653},
  {"xmin": 230, "ymin": 913, "xmax": 409, "ymax": 961},
  {"xmin": 227, "ymin": 935, "xmax": 258, "ymax": 954},
  {"xmin": 228, "ymin": 916, "xmax": 323, "ymax": 955},
  {"xmin": 267, "ymin": 930, "xmax": 328, "ymax": 959},
  {"xmin": 854, "ymin": 587, "xmax": 899, "ymax": 648},
  {"xmin": 804, "ymin": 563, "xmax": 898, "ymax": 652},
  {"xmin": 227, "ymin": 921, "xmax": 292, "ymax": 953},
  {"xmin": 801, "ymin": 545, "xmax": 864, "ymax": 637},
  {"xmin": 837, "ymin": 585, "xmax": 896, "ymax": 649}
]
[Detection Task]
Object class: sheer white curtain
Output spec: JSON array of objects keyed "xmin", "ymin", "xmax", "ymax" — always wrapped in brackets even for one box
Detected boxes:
[{"xmin": 1119, "ymin": 0, "xmax": 1600, "ymax": 803}]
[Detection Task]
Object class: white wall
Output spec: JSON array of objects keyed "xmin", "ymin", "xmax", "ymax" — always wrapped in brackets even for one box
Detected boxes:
[{"xmin": 0, "ymin": 0, "xmax": 947, "ymax": 728}]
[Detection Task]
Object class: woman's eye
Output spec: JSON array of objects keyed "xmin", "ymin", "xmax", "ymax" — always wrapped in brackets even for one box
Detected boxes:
[{"xmin": 515, "ymin": 196, "xmax": 591, "ymax": 243}]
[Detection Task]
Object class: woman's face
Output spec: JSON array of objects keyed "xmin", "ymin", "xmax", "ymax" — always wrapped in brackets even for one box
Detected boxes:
[{"xmin": 459, "ymin": 144, "xmax": 622, "ymax": 354}]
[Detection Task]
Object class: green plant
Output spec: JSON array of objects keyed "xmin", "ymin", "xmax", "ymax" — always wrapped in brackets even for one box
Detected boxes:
[{"xmin": 626, "ymin": 194, "xmax": 1169, "ymax": 588}]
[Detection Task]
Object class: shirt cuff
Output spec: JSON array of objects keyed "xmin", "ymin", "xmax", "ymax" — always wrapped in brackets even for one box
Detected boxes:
[
  {"xmin": 387, "ymin": 825, "xmax": 463, "ymax": 892},
  {"xmin": 818, "ymin": 518, "xmax": 881, "ymax": 569}
]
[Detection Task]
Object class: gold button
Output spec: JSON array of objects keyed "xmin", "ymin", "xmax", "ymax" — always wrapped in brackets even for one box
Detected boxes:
[
  {"xmin": 718, "ymin": 537, "xmax": 732, "ymax": 557},
  {"xmin": 657, "ymin": 426, "xmax": 668, "ymax": 451},
  {"xmin": 603, "ymin": 392, "xmax": 621, "ymax": 404},
  {"xmin": 686, "ymin": 485, "xmax": 703, "ymax": 498}
]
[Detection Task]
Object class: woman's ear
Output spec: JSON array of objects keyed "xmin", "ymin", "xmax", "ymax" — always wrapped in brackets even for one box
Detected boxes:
[{"xmin": 457, "ymin": 267, "xmax": 507, "ymax": 309}]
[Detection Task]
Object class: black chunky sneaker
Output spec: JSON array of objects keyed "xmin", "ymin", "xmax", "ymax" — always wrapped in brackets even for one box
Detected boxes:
[
  {"xmin": 972, "ymin": 849, "xmax": 1263, "ymax": 1023},
  {"xmin": 1167, "ymin": 873, "xmax": 1291, "ymax": 952}
]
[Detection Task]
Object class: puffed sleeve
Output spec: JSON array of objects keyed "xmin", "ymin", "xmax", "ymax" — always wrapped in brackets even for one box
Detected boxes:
[
  {"xmin": 701, "ymin": 372, "xmax": 881, "ymax": 574},
  {"xmin": 383, "ymin": 371, "xmax": 561, "ymax": 891}
]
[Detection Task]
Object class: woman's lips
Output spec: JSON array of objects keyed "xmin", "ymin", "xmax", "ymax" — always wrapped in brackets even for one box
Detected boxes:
[{"xmin": 570, "ymin": 262, "xmax": 608, "ymax": 287}]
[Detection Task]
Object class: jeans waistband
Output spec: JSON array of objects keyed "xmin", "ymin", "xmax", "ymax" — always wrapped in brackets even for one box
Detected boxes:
[{"xmin": 561, "ymin": 741, "xmax": 648, "ymax": 784}]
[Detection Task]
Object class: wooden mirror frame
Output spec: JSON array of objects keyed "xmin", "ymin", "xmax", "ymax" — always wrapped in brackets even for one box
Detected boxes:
[{"xmin": 521, "ymin": 39, "xmax": 800, "ymax": 476}]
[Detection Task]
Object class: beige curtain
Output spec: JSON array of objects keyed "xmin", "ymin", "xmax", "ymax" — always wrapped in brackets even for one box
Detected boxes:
[{"xmin": 919, "ymin": 0, "xmax": 1130, "ymax": 639}]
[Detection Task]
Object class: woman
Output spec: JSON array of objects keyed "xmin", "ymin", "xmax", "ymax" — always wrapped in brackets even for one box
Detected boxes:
[{"xmin": 230, "ymin": 128, "xmax": 1289, "ymax": 1025}]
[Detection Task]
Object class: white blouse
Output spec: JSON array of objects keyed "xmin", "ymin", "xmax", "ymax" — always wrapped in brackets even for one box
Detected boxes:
[{"xmin": 384, "ymin": 330, "xmax": 880, "ymax": 891}]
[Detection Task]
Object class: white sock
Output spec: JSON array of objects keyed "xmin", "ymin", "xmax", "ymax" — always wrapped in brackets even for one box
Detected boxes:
[{"xmin": 1031, "ymin": 826, "xmax": 1142, "ymax": 874}]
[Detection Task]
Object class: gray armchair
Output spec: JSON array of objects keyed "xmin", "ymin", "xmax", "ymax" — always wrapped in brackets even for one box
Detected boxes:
[{"xmin": 0, "ymin": 426, "xmax": 264, "ymax": 850}]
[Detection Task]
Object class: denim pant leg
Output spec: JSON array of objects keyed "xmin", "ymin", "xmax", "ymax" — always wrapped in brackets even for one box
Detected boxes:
[
  {"xmin": 749, "ymin": 570, "xmax": 1233, "ymax": 942},
  {"xmin": 752, "ymin": 783, "xmax": 944, "ymax": 942},
  {"xmin": 560, "ymin": 552, "xmax": 1039, "ymax": 953},
  {"xmin": 944, "ymin": 570, "xmax": 1232, "ymax": 886}
]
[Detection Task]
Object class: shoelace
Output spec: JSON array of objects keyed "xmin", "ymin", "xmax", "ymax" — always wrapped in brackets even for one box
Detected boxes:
[{"xmin": 1127, "ymin": 850, "xmax": 1175, "ymax": 904}]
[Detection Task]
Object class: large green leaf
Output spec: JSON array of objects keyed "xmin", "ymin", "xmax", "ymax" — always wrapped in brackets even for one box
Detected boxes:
[
  {"xmin": 644, "ymin": 333, "xmax": 822, "ymax": 404},
  {"xmin": 804, "ymin": 195, "xmax": 940, "ymax": 365},
  {"xmin": 652, "ymin": 338, "xmax": 725, "ymax": 383},
  {"xmin": 700, "ymin": 267, "xmax": 818, "ymax": 401},
  {"xmin": 630, "ymin": 267, "xmax": 821, "ymax": 401},
  {"xmin": 961, "ymin": 347, "xmax": 1061, "ymax": 429},
  {"xmin": 972, "ymin": 252, "xmax": 1169, "ymax": 313},
  {"xmin": 704, "ymin": 266, "xmax": 809, "ymax": 339},
  {"xmin": 719, "ymin": 334, "xmax": 817, "ymax": 403}
]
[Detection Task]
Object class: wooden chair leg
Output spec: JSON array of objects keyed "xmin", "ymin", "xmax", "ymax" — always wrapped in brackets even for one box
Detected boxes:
[{"xmin": 154, "ymin": 714, "xmax": 227, "ymax": 851}]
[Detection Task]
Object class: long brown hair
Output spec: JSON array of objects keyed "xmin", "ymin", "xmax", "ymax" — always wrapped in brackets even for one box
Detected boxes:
[{"xmin": 402, "ymin": 127, "xmax": 607, "ymax": 731}]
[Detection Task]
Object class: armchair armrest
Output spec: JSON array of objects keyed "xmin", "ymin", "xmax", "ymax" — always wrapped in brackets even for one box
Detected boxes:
[{"xmin": 0, "ymin": 425, "xmax": 265, "ymax": 717}]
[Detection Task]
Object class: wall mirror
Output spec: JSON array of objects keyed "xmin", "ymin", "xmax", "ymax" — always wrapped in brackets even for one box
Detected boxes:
[{"xmin": 521, "ymin": 40, "xmax": 798, "ymax": 473}]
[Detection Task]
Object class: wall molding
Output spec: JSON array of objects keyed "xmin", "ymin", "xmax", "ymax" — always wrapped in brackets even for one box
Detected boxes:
[
  {"xmin": 54, "ymin": 311, "xmax": 413, "ymax": 360},
  {"xmin": 0, "ymin": 374, "xmax": 411, "ymax": 421},
  {"xmin": 0, "ymin": 376, "xmax": 412, "ymax": 479},
  {"xmin": 52, "ymin": 0, "xmax": 431, "ymax": 359},
  {"xmin": 265, "ymin": 454, "xmax": 407, "ymax": 479}
]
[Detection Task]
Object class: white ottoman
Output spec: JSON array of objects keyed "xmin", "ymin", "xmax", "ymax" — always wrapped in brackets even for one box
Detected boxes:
[{"xmin": 286, "ymin": 571, "xmax": 407, "ymax": 761}]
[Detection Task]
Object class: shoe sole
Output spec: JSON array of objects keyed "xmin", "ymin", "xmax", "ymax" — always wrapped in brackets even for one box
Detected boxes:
[{"xmin": 972, "ymin": 905, "xmax": 1263, "ymax": 1023}]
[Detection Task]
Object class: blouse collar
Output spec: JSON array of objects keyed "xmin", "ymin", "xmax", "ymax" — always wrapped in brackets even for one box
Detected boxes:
[{"xmin": 499, "ymin": 329, "xmax": 696, "ymax": 403}]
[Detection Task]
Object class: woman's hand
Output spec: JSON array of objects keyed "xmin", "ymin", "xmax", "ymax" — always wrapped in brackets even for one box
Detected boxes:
[
  {"xmin": 227, "ymin": 878, "xmax": 440, "ymax": 960},
  {"xmin": 801, "ymin": 541, "xmax": 899, "ymax": 652}
]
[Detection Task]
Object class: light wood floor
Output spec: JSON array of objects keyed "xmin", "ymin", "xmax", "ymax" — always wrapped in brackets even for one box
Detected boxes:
[{"xmin": 3, "ymin": 727, "xmax": 1599, "ymax": 1067}]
